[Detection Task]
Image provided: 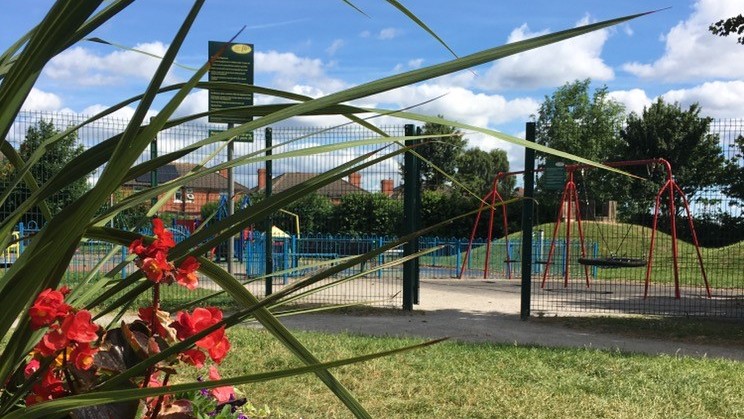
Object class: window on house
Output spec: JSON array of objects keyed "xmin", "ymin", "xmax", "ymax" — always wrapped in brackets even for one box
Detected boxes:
[{"xmin": 174, "ymin": 188, "xmax": 195, "ymax": 203}]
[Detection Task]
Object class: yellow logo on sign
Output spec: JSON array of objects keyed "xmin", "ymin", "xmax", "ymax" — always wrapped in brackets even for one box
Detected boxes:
[{"xmin": 231, "ymin": 44, "xmax": 252, "ymax": 54}]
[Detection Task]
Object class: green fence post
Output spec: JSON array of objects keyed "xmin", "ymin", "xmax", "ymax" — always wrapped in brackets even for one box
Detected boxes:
[
  {"xmin": 265, "ymin": 127, "xmax": 273, "ymax": 296},
  {"xmin": 521, "ymin": 122, "xmax": 536, "ymax": 321},
  {"xmin": 403, "ymin": 124, "xmax": 421, "ymax": 310},
  {"xmin": 150, "ymin": 133, "xmax": 158, "ymax": 208}
]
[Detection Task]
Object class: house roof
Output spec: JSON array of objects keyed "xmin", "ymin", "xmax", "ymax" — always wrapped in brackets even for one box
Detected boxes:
[
  {"xmin": 251, "ymin": 172, "xmax": 367, "ymax": 200},
  {"xmin": 126, "ymin": 162, "xmax": 249, "ymax": 192}
]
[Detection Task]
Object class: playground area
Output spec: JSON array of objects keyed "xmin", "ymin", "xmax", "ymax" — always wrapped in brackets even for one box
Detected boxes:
[{"xmin": 2, "ymin": 114, "xmax": 743, "ymax": 320}]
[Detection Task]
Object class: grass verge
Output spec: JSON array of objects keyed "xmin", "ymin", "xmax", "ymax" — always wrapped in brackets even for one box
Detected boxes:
[
  {"xmin": 533, "ymin": 316, "xmax": 744, "ymax": 348},
  {"xmin": 194, "ymin": 327, "xmax": 744, "ymax": 418}
]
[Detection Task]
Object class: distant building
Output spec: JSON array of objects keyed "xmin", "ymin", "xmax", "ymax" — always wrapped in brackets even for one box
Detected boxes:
[
  {"xmin": 250, "ymin": 169, "xmax": 377, "ymax": 203},
  {"xmin": 123, "ymin": 162, "xmax": 249, "ymax": 217}
]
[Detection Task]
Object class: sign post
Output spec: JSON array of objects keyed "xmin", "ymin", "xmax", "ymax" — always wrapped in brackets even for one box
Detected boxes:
[{"xmin": 208, "ymin": 41, "xmax": 254, "ymax": 274}]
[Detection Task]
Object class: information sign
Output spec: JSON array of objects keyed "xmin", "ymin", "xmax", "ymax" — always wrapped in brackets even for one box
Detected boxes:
[{"xmin": 208, "ymin": 41, "xmax": 254, "ymax": 126}]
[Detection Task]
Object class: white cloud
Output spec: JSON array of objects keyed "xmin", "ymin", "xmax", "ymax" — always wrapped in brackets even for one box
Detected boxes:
[
  {"xmin": 622, "ymin": 0, "xmax": 744, "ymax": 81},
  {"xmin": 392, "ymin": 58, "xmax": 425, "ymax": 73},
  {"xmin": 478, "ymin": 15, "xmax": 614, "ymax": 91},
  {"xmin": 326, "ymin": 39, "xmax": 345, "ymax": 56},
  {"xmin": 44, "ymin": 42, "xmax": 179, "ymax": 86},
  {"xmin": 21, "ymin": 88, "xmax": 63, "ymax": 111},
  {"xmin": 609, "ymin": 81, "xmax": 744, "ymax": 119},
  {"xmin": 359, "ymin": 30, "xmax": 371, "ymax": 38},
  {"xmin": 172, "ymin": 89, "xmax": 209, "ymax": 119},
  {"xmin": 255, "ymin": 50, "xmax": 346, "ymax": 94},
  {"xmin": 608, "ymin": 89, "xmax": 653, "ymax": 115},
  {"xmin": 661, "ymin": 81, "xmax": 744, "ymax": 118},
  {"xmin": 370, "ymin": 83, "xmax": 539, "ymax": 127},
  {"xmin": 378, "ymin": 27, "xmax": 401, "ymax": 40},
  {"xmin": 408, "ymin": 58, "xmax": 424, "ymax": 69}
]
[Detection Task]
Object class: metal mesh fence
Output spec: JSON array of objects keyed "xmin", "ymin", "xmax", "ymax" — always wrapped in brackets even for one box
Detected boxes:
[
  {"xmin": 4, "ymin": 111, "xmax": 744, "ymax": 316},
  {"xmin": 2, "ymin": 111, "xmax": 407, "ymax": 308},
  {"xmin": 528, "ymin": 118, "xmax": 744, "ymax": 318}
]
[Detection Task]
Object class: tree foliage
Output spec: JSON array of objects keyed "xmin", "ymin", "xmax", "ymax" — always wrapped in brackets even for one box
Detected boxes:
[
  {"xmin": 0, "ymin": 119, "xmax": 88, "ymax": 223},
  {"xmin": 456, "ymin": 148, "xmax": 513, "ymax": 197},
  {"xmin": 722, "ymin": 135, "xmax": 744, "ymax": 203},
  {"xmin": 534, "ymin": 79, "xmax": 626, "ymax": 212},
  {"xmin": 331, "ymin": 193, "xmax": 402, "ymax": 236},
  {"xmin": 416, "ymin": 116, "xmax": 466, "ymax": 189},
  {"xmin": 535, "ymin": 79, "xmax": 626, "ymax": 162},
  {"xmin": 277, "ymin": 192, "xmax": 334, "ymax": 234},
  {"xmin": 709, "ymin": 14, "xmax": 744, "ymax": 45},
  {"xmin": 619, "ymin": 99, "xmax": 725, "ymax": 214}
]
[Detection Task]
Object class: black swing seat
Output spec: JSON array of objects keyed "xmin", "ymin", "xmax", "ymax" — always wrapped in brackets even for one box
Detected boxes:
[{"xmin": 577, "ymin": 257, "xmax": 647, "ymax": 268}]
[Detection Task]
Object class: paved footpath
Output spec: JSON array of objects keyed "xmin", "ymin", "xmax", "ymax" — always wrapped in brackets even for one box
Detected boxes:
[{"xmin": 278, "ymin": 279, "xmax": 744, "ymax": 361}]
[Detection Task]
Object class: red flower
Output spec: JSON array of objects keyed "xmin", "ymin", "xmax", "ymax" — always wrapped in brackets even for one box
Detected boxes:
[
  {"xmin": 60, "ymin": 310, "xmax": 99, "ymax": 343},
  {"xmin": 175, "ymin": 256, "xmax": 200, "ymax": 290},
  {"xmin": 26, "ymin": 369, "xmax": 66, "ymax": 406},
  {"xmin": 70, "ymin": 342, "xmax": 97, "ymax": 370},
  {"xmin": 28, "ymin": 288, "xmax": 71, "ymax": 330},
  {"xmin": 180, "ymin": 349, "xmax": 206, "ymax": 368},
  {"xmin": 170, "ymin": 311, "xmax": 196, "ymax": 341},
  {"xmin": 129, "ymin": 238, "xmax": 148, "ymax": 257},
  {"xmin": 207, "ymin": 334, "xmax": 231, "ymax": 364},
  {"xmin": 170, "ymin": 307, "xmax": 228, "ymax": 359},
  {"xmin": 34, "ymin": 326, "xmax": 68, "ymax": 357},
  {"xmin": 208, "ymin": 366, "xmax": 235, "ymax": 404},
  {"xmin": 152, "ymin": 218, "xmax": 176, "ymax": 250},
  {"xmin": 24, "ymin": 359, "xmax": 40, "ymax": 378},
  {"xmin": 141, "ymin": 251, "xmax": 172, "ymax": 283},
  {"xmin": 171, "ymin": 307, "xmax": 221, "ymax": 340}
]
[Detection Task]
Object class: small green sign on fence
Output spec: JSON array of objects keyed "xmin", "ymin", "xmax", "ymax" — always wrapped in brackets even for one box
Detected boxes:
[
  {"xmin": 542, "ymin": 159, "xmax": 566, "ymax": 191},
  {"xmin": 208, "ymin": 129, "xmax": 254, "ymax": 143}
]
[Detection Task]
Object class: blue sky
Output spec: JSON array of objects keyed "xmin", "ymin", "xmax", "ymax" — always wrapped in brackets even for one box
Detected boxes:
[{"xmin": 3, "ymin": 0, "xmax": 744, "ymax": 171}]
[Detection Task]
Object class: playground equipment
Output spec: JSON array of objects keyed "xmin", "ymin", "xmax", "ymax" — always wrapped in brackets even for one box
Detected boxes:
[
  {"xmin": 540, "ymin": 158, "xmax": 710, "ymax": 299},
  {"xmin": 458, "ymin": 170, "xmax": 564, "ymax": 280}
]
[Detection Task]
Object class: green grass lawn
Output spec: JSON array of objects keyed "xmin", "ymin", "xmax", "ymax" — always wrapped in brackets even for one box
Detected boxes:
[{"xmin": 201, "ymin": 327, "xmax": 744, "ymax": 419}]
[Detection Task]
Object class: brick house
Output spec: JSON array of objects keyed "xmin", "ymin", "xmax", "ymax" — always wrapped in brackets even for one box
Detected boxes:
[
  {"xmin": 251, "ymin": 168, "xmax": 377, "ymax": 203},
  {"xmin": 123, "ymin": 162, "xmax": 249, "ymax": 218}
]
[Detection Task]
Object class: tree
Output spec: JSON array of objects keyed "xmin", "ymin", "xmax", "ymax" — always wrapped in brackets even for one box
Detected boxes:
[
  {"xmin": 331, "ymin": 193, "xmax": 402, "ymax": 236},
  {"xmin": 619, "ymin": 99, "xmax": 725, "ymax": 215},
  {"xmin": 455, "ymin": 148, "xmax": 513, "ymax": 197},
  {"xmin": 535, "ymin": 79, "xmax": 626, "ymax": 162},
  {"xmin": 277, "ymin": 192, "xmax": 334, "ymax": 234},
  {"xmin": 709, "ymin": 14, "xmax": 744, "ymax": 45},
  {"xmin": 0, "ymin": 119, "xmax": 88, "ymax": 223},
  {"xmin": 723, "ymin": 135, "xmax": 744, "ymax": 203},
  {"xmin": 534, "ymin": 79, "xmax": 626, "ymax": 208},
  {"xmin": 415, "ymin": 115, "xmax": 467, "ymax": 189}
]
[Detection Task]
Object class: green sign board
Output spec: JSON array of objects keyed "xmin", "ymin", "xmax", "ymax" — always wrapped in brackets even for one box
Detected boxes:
[
  {"xmin": 208, "ymin": 129, "xmax": 254, "ymax": 143},
  {"xmin": 542, "ymin": 160, "xmax": 566, "ymax": 191},
  {"xmin": 208, "ymin": 41, "xmax": 254, "ymax": 125}
]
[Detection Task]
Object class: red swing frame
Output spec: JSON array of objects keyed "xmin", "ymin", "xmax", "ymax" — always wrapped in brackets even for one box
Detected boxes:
[{"xmin": 539, "ymin": 158, "xmax": 711, "ymax": 299}]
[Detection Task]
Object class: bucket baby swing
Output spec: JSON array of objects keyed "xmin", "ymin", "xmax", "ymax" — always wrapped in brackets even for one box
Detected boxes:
[{"xmin": 540, "ymin": 158, "xmax": 711, "ymax": 299}]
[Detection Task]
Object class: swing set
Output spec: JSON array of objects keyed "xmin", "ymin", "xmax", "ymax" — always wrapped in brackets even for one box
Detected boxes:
[{"xmin": 460, "ymin": 158, "xmax": 711, "ymax": 299}]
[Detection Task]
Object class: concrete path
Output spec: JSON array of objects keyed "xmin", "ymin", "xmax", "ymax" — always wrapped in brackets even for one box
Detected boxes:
[{"xmin": 278, "ymin": 278, "xmax": 744, "ymax": 361}]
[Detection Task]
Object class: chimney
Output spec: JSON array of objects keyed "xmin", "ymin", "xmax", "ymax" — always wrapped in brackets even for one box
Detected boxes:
[
  {"xmin": 381, "ymin": 179, "xmax": 394, "ymax": 197},
  {"xmin": 219, "ymin": 168, "xmax": 227, "ymax": 179},
  {"xmin": 257, "ymin": 168, "xmax": 266, "ymax": 190},
  {"xmin": 349, "ymin": 172, "xmax": 361, "ymax": 188}
]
